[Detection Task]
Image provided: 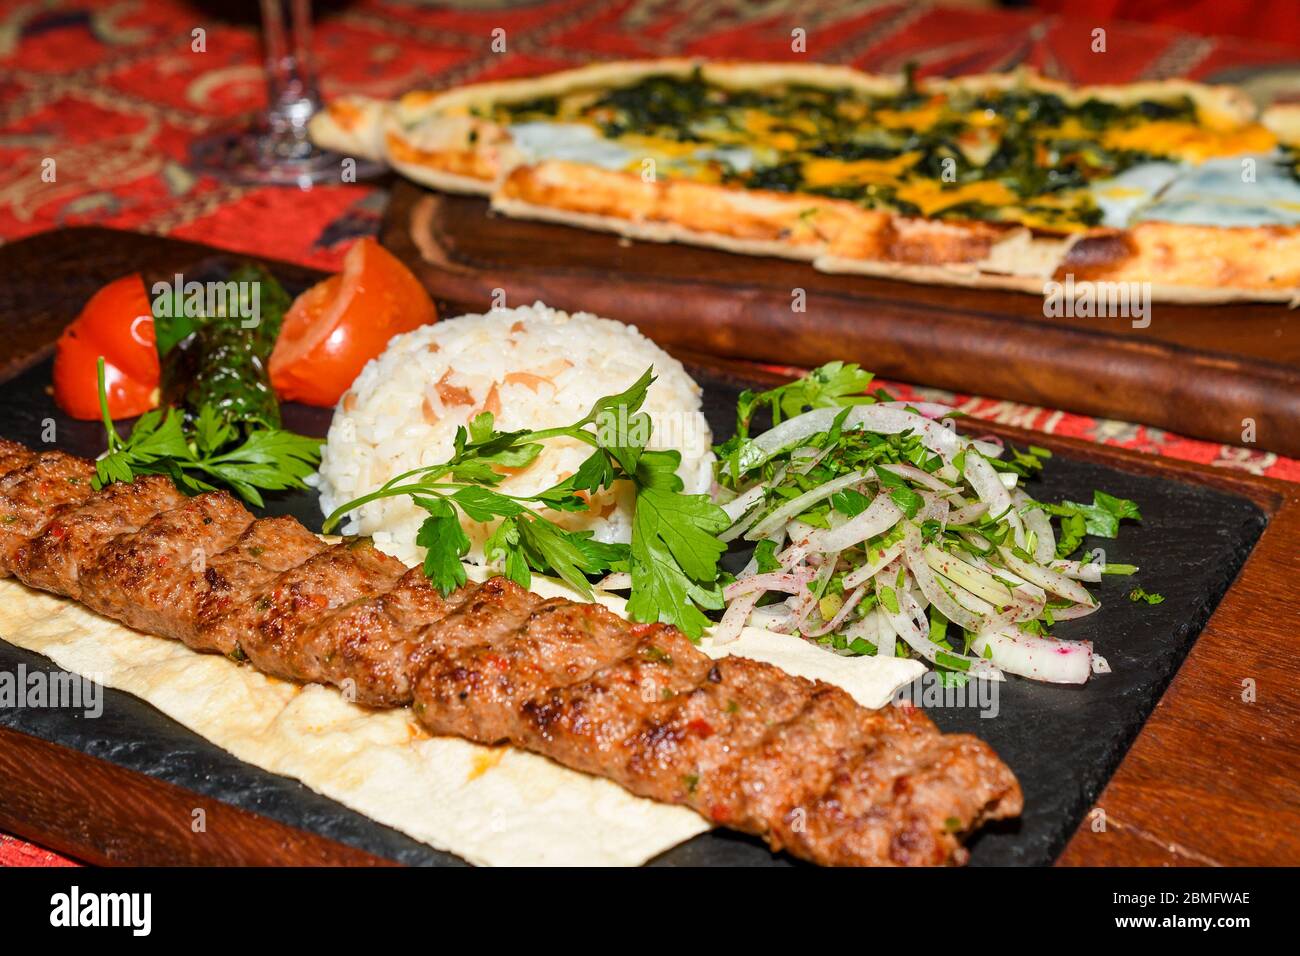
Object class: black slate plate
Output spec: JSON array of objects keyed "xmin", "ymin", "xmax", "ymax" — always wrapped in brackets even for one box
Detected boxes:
[{"xmin": 0, "ymin": 351, "xmax": 1265, "ymax": 866}]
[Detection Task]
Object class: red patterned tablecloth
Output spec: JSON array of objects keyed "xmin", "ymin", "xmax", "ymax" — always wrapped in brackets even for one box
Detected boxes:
[{"xmin": 0, "ymin": 0, "xmax": 1297, "ymax": 865}]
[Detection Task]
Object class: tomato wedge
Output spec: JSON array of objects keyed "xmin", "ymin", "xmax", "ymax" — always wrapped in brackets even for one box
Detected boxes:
[
  {"xmin": 53, "ymin": 273, "xmax": 159, "ymax": 420},
  {"xmin": 269, "ymin": 238, "xmax": 437, "ymax": 407}
]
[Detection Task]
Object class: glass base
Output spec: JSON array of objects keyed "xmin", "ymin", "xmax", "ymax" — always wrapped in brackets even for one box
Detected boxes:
[{"xmin": 189, "ymin": 124, "xmax": 385, "ymax": 188}]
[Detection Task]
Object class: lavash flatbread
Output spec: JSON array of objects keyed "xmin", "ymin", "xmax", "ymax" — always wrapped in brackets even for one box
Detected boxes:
[{"xmin": 0, "ymin": 568, "xmax": 923, "ymax": 866}]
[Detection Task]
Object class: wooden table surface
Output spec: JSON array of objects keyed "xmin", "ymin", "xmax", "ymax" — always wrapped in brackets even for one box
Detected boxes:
[{"xmin": 0, "ymin": 228, "xmax": 1298, "ymax": 867}]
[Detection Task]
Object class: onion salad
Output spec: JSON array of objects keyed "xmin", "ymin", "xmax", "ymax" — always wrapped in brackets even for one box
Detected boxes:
[{"xmin": 709, "ymin": 363, "xmax": 1145, "ymax": 685}]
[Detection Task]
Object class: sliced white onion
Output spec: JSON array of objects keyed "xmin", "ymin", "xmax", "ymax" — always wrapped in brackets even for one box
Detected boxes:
[
  {"xmin": 1047, "ymin": 601, "xmax": 1102, "ymax": 621},
  {"xmin": 949, "ymin": 580, "xmax": 996, "ymax": 615},
  {"xmin": 923, "ymin": 546, "xmax": 1014, "ymax": 606},
  {"xmin": 919, "ymin": 492, "xmax": 949, "ymax": 526},
  {"xmin": 874, "ymin": 610, "xmax": 896, "ymax": 658},
  {"xmin": 777, "ymin": 544, "xmax": 809, "ymax": 571},
  {"xmin": 878, "ymin": 567, "xmax": 1003, "ymax": 680},
  {"xmin": 748, "ymin": 603, "xmax": 793, "ymax": 632},
  {"xmin": 803, "ymin": 584, "xmax": 867, "ymax": 637},
  {"xmin": 710, "ymin": 391, "xmax": 1125, "ymax": 685},
  {"xmin": 1015, "ymin": 490, "xmax": 1056, "ymax": 564},
  {"xmin": 1048, "ymin": 559, "xmax": 1103, "ymax": 582},
  {"xmin": 877, "ymin": 462, "xmax": 953, "ymax": 493},
  {"xmin": 964, "ymin": 552, "xmax": 1047, "ymax": 623},
  {"xmin": 789, "ymin": 555, "xmax": 838, "ymax": 633},
  {"xmin": 970, "ymin": 627, "xmax": 1092, "ymax": 685},
  {"xmin": 720, "ymin": 484, "xmax": 766, "ymax": 524},
  {"xmin": 1001, "ymin": 587, "xmax": 1047, "ymax": 624},
  {"xmin": 997, "ymin": 546, "xmax": 1096, "ymax": 606},
  {"xmin": 842, "ymin": 608, "xmax": 895, "ymax": 657},
  {"xmin": 723, "ymin": 569, "xmax": 814, "ymax": 601},
  {"xmin": 596, "ymin": 572, "xmax": 631, "ymax": 591},
  {"xmin": 902, "ymin": 525, "xmax": 984, "ymax": 633},
  {"xmin": 785, "ymin": 519, "xmax": 818, "ymax": 545},
  {"xmin": 963, "ymin": 453, "xmax": 1027, "ymax": 549},
  {"xmin": 841, "ymin": 539, "xmax": 905, "ymax": 589},
  {"xmin": 805, "ymin": 494, "xmax": 903, "ymax": 553},
  {"xmin": 719, "ymin": 506, "xmax": 765, "ymax": 543},
  {"xmin": 712, "ymin": 591, "xmax": 759, "ymax": 646},
  {"xmin": 790, "ymin": 443, "xmax": 834, "ymax": 476},
  {"xmin": 947, "ymin": 501, "xmax": 989, "ymax": 525},
  {"xmin": 726, "ymin": 405, "xmax": 963, "ymax": 477},
  {"xmin": 744, "ymin": 471, "xmax": 869, "ymax": 541}
]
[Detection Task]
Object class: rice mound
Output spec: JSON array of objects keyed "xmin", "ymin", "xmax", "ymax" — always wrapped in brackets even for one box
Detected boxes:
[{"xmin": 316, "ymin": 302, "xmax": 713, "ymax": 566}]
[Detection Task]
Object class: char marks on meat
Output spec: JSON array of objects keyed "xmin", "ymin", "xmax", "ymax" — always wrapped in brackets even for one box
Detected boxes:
[
  {"xmin": 0, "ymin": 447, "xmax": 97, "ymax": 576},
  {"xmin": 0, "ymin": 443, "xmax": 1021, "ymax": 866}
]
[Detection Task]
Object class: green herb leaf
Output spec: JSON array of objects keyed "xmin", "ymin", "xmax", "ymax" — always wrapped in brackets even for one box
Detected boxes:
[
  {"xmin": 753, "ymin": 538, "xmax": 782, "ymax": 573},
  {"xmin": 450, "ymin": 486, "xmax": 525, "ymax": 522},
  {"xmin": 634, "ymin": 449, "xmax": 685, "ymax": 491},
  {"xmin": 878, "ymin": 584, "xmax": 900, "ymax": 615},
  {"xmin": 873, "ymin": 464, "xmax": 925, "ymax": 519},
  {"xmin": 735, "ymin": 361, "xmax": 875, "ymax": 437},
  {"xmin": 626, "ymin": 487, "xmax": 729, "ymax": 639},
  {"xmin": 516, "ymin": 516, "xmax": 599, "ymax": 598},
  {"xmin": 415, "ymin": 497, "xmax": 471, "ymax": 595},
  {"xmin": 1129, "ymin": 586, "xmax": 1165, "ymax": 605},
  {"xmin": 484, "ymin": 516, "xmax": 531, "ymax": 589},
  {"xmin": 830, "ymin": 487, "xmax": 872, "ymax": 517}
]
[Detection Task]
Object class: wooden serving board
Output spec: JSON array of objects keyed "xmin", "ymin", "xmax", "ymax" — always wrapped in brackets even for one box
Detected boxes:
[
  {"xmin": 381, "ymin": 180, "xmax": 1300, "ymax": 459},
  {"xmin": 0, "ymin": 228, "xmax": 1298, "ymax": 867}
]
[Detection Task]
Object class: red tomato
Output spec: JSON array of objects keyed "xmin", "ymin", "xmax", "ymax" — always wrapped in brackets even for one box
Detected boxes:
[
  {"xmin": 269, "ymin": 238, "xmax": 437, "ymax": 407},
  {"xmin": 53, "ymin": 274, "xmax": 159, "ymax": 420}
]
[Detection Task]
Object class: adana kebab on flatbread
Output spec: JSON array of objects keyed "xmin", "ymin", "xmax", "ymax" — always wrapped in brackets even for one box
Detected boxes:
[{"xmin": 0, "ymin": 438, "xmax": 1021, "ymax": 866}]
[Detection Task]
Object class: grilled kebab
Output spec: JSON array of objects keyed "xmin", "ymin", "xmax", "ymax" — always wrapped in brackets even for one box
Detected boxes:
[{"xmin": 0, "ymin": 439, "xmax": 1021, "ymax": 865}]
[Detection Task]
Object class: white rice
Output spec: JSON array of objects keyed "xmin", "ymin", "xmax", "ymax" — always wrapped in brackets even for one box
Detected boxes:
[{"xmin": 315, "ymin": 302, "xmax": 713, "ymax": 566}]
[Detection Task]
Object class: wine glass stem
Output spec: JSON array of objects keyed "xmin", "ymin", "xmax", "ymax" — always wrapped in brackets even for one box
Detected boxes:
[{"xmin": 262, "ymin": 0, "xmax": 320, "ymax": 140}]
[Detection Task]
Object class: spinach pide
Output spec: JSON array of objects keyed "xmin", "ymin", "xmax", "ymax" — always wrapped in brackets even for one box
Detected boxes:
[{"xmin": 490, "ymin": 68, "xmax": 1243, "ymax": 231}]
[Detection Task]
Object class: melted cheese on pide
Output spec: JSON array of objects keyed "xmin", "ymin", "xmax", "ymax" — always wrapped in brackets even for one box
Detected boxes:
[
  {"xmin": 485, "ymin": 76, "xmax": 1296, "ymax": 232},
  {"xmin": 800, "ymin": 154, "xmax": 921, "ymax": 189},
  {"xmin": 1102, "ymin": 119, "xmax": 1277, "ymax": 164},
  {"xmin": 894, "ymin": 180, "xmax": 1019, "ymax": 217}
]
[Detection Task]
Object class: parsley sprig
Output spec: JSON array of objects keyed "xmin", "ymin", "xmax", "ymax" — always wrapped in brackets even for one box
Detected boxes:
[
  {"xmin": 93, "ymin": 357, "xmax": 322, "ymax": 507},
  {"xmin": 733, "ymin": 360, "xmax": 877, "ymax": 439},
  {"xmin": 321, "ymin": 367, "xmax": 729, "ymax": 638},
  {"xmin": 1025, "ymin": 490, "xmax": 1143, "ymax": 558}
]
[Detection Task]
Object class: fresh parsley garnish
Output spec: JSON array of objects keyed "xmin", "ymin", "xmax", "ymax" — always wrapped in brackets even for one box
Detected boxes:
[
  {"xmin": 1025, "ymin": 490, "xmax": 1142, "ymax": 558},
  {"xmin": 92, "ymin": 358, "xmax": 321, "ymax": 507},
  {"xmin": 626, "ymin": 485, "xmax": 728, "ymax": 638},
  {"xmin": 734, "ymin": 361, "xmax": 875, "ymax": 439},
  {"xmin": 1129, "ymin": 587, "xmax": 1165, "ymax": 605},
  {"xmin": 752, "ymin": 538, "xmax": 782, "ymax": 573},
  {"xmin": 322, "ymin": 367, "xmax": 729, "ymax": 639}
]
